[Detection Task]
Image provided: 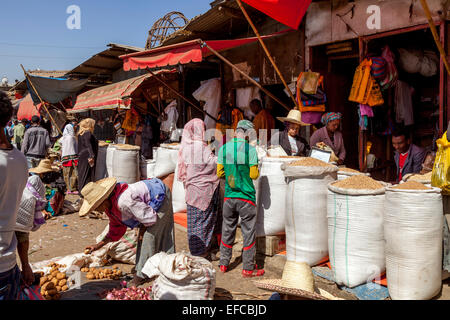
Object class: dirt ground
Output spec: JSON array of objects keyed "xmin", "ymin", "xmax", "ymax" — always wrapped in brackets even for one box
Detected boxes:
[{"xmin": 25, "ymin": 195, "xmax": 450, "ymax": 300}]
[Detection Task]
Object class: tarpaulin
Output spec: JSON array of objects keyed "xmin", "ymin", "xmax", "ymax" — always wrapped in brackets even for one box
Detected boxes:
[
  {"xmin": 17, "ymin": 94, "xmax": 41, "ymax": 121},
  {"xmin": 27, "ymin": 75, "xmax": 88, "ymax": 104},
  {"xmin": 242, "ymin": 0, "xmax": 312, "ymax": 30},
  {"xmin": 68, "ymin": 69, "xmax": 174, "ymax": 113},
  {"xmin": 121, "ymin": 30, "xmax": 292, "ymax": 71}
]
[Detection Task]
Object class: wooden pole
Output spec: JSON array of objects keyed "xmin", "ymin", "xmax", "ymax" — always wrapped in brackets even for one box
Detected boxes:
[
  {"xmin": 20, "ymin": 65, "xmax": 63, "ymax": 135},
  {"xmin": 203, "ymin": 42, "xmax": 291, "ymax": 112},
  {"xmin": 146, "ymin": 69, "xmax": 219, "ymax": 122},
  {"xmin": 236, "ymin": 0, "xmax": 298, "ymax": 109},
  {"xmin": 419, "ymin": 0, "xmax": 450, "ymax": 74}
]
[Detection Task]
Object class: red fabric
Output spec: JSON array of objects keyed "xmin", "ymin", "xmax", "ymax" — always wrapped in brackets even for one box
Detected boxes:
[
  {"xmin": 62, "ymin": 159, "xmax": 78, "ymax": 167},
  {"xmin": 398, "ymin": 152, "xmax": 408, "ymax": 181},
  {"xmin": 121, "ymin": 30, "xmax": 292, "ymax": 71},
  {"xmin": 243, "ymin": 241, "xmax": 256, "ymax": 251},
  {"xmin": 221, "ymin": 240, "xmax": 233, "ymax": 249},
  {"xmin": 68, "ymin": 70, "xmax": 175, "ymax": 113},
  {"xmin": 224, "ymin": 197, "xmax": 256, "ymax": 207},
  {"xmin": 17, "ymin": 94, "xmax": 41, "ymax": 121},
  {"xmin": 105, "ymin": 183, "xmax": 129, "ymax": 241},
  {"xmin": 242, "ymin": 0, "xmax": 312, "ymax": 29}
]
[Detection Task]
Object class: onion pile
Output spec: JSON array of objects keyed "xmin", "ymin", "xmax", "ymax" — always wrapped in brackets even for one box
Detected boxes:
[{"xmin": 105, "ymin": 286, "xmax": 152, "ymax": 300}]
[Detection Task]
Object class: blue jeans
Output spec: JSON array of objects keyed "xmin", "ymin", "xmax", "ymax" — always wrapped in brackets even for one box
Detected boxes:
[
  {"xmin": 26, "ymin": 156, "xmax": 42, "ymax": 170},
  {"xmin": 0, "ymin": 265, "xmax": 21, "ymax": 300}
]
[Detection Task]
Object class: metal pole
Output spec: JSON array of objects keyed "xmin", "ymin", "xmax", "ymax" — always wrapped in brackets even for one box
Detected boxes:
[
  {"xmin": 236, "ymin": 0, "xmax": 298, "ymax": 109},
  {"xmin": 20, "ymin": 65, "xmax": 63, "ymax": 135},
  {"xmin": 203, "ymin": 42, "xmax": 291, "ymax": 112}
]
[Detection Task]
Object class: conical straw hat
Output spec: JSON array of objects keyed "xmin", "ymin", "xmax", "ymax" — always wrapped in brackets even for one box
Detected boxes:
[
  {"xmin": 29, "ymin": 159, "xmax": 59, "ymax": 174},
  {"xmin": 276, "ymin": 109, "xmax": 310, "ymax": 126},
  {"xmin": 79, "ymin": 177, "xmax": 117, "ymax": 217}
]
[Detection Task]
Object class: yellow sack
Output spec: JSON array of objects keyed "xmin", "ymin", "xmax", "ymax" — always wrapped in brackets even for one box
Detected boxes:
[
  {"xmin": 349, "ymin": 59, "xmax": 372, "ymax": 104},
  {"xmin": 122, "ymin": 109, "xmax": 139, "ymax": 132},
  {"xmin": 367, "ymin": 77, "xmax": 384, "ymax": 107},
  {"xmin": 431, "ymin": 132, "xmax": 450, "ymax": 194},
  {"xmin": 298, "ymin": 71, "xmax": 321, "ymax": 95}
]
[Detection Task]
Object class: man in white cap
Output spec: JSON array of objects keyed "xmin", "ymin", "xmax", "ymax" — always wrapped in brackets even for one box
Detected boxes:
[{"xmin": 217, "ymin": 120, "xmax": 264, "ymax": 278}]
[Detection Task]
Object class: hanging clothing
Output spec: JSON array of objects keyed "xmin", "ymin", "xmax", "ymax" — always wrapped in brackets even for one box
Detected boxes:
[
  {"xmin": 192, "ymin": 78, "xmax": 221, "ymax": 131},
  {"xmin": 310, "ymin": 126, "xmax": 346, "ymax": 161},
  {"xmin": 395, "ymin": 80, "xmax": 414, "ymax": 126},
  {"xmin": 160, "ymin": 100, "xmax": 179, "ymax": 133},
  {"xmin": 178, "ymin": 119, "xmax": 220, "ymax": 212},
  {"xmin": 77, "ymin": 131, "xmax": 98, "ymax": 192}
]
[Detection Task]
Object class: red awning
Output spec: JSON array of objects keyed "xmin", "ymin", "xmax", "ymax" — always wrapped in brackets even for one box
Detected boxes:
[
  {"xmin": 17, "ymin": 94, "xmax": 41, "ymax": 120},
  {"xmin": 68, "ymin": 69, "xmax": 175, "ymax": 113},
  {"xmin": 241, "ymin": 0, "xmax": 312, "ymax": 30},
  {"xmin": 121, "ymin": 30, "xmax": 292, "ymax": 71}
]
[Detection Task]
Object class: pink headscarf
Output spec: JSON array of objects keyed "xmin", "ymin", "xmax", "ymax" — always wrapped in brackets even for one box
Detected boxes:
[{"xmin": 177, "ymin": 118, "xmax": 219, "ymax": 211}]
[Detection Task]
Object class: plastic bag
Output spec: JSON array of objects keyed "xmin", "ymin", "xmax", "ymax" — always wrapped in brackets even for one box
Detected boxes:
[
  {"xmin": 431, "ymin": 132, "xmax": 450, "ymax": 195},
  {"xmin": 122, "ymin": 108, "xmax": 140, "ymax": 132},
  {"xmin": 298, "ymin": 71, "xmax": 321, "ymax": 95},
  {"xmin": 349, "ymin": 59, "xmax": 372, "ymax": 104}
]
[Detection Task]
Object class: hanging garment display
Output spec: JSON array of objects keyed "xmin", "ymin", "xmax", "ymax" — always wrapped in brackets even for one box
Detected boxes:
[
  {"xmin": 160, "ymin": 100, "xmax": 179, "ymax": 133},
  {"xmin": 394, "ymin": 80, "xmax": 414, "ymax": 126},
  {"xmin": 236, "ymin": 87, "xmax": 262, "ymax": 119},
  {"xmin": 380, "ymin": 46, "xmax": 398, "ymax": 90},
  {"xmin": 192, "ymin": 78, "xmax": 221, "ymax": 131}
]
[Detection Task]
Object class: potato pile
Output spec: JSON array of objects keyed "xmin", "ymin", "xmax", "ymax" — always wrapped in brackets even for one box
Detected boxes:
[
  {"xmin": 39, "ymin": 263, "xmax": 70, "ymax": 300},
  {"xmin": 80, "ymin": 266, "xmax": 122, "ymax": 280}
]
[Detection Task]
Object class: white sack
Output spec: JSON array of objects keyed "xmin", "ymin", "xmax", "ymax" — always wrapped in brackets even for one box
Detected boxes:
[
  {"xmin": 172, "ymin": 161, "xmax": 187, "ymax": 213},
  {"xmin": 384, "ymin": 187, "xmax": 443, "ymax": 300},
  {"xmin": 112, "ymin": 147, "xmax": 140, "ymax": 184},
  {"xmin": 106, "ymin": 145, "xmax": 118, "ymax": 178},
  {"xmin": 142, "ymin": 252, "xmax": 216, "ymax": 300},
  {"xmin": 92, "ymin": 225, "xmax": 137, "ymax": 266},
  {"xmin": 337, "ymin": 169, "xmax": 370, "ymax": 181},
  {"xmin": 236, "ymin": 86, "xmax": 261, "ymax": 119},
  {"xmin": 154, "ymin": 146, "xmax": 178, "ymax": 178},
  {"xmin": 327, "ymin": 183, "xmax": 386, "ymax": 288},
  {"xmin": 283, "ymin": 164, "xmax": 338, "ymax": 265}
]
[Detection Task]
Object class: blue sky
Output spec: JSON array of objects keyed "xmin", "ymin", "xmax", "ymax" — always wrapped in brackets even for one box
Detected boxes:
[{"xmin": 0, "ymin": 1, "xmax": 211, "ymax": 83}]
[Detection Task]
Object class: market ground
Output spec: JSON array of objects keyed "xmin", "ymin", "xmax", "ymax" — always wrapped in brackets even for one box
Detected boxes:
[{"xmin": 25, "ymin": 197, "xmax": 450, "ymax": 300}]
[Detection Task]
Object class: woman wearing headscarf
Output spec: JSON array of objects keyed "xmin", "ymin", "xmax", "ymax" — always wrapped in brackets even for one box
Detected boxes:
[
  {"xmin": 310, "ymin": 112, "xmax": 346, "ymax": 165},
  {"xmin": 77, "ymin": 118, "xmax": 98, "ymax": 191},
  {"xmin": 270, "ymin": 109, "xmax": 310, "ymax": 156},
  {"xmin": 60, "ymin": 124, "xmax": 78, "ymax": 194},
  {"xmin": 177, "ymin": 118, "xmax": 221, "ymax": 260}
]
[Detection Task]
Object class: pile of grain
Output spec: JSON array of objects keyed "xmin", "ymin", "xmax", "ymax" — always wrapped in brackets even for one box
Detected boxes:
[
  {"xmin": 288, "ymin": 157, "xmax": 334, "ymax": 167},
  {"xmin": 115, "ymin": 144, "xmax": 140, "ymax": 150},
  {"xmin": 338, "ymin": 167, "xmax": 361, "ymax": 174},
  {"xmin": 332, "ymin": 175, "xmax": 383, "ymax": 190},
  {"xmin": 406, "ymin": 171, "xmax": 432, "ymax": 181},
  {"xmin": 99, "ymin": 141, "xmax": 110, "ymax": 147},
  {"xmin": 392, "ymin": 181, "xmax": 431, "ymax": 190},
  {"xmin": 271, "ymin": 156, "xmax": 301, "ymax": 159}
]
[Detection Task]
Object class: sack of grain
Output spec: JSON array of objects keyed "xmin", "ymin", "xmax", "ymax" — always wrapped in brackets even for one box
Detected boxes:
[
  {"xmin": 282, "ymin": 158, "xmax": 338, "ymax": 266},
  {"xmin": 154, "ymin": 146, "xmax": 179, "ymax": 178},
  {"xmin": 327, "ymin": 175, "xmax": 386, "ymax": 288},
  {"xmin": 402, "ymin": 171, "xmax": 432, "ymax": 187},
  {"xmin": 337, "ymin": 167, "xmax": 369, "ymax": 181},
  {"xmin": 385, "ymin": 182, "xmax": 443, "ymax": 300},
  {"xmin": 172, "ymin": 161, "xmax": 187, "ymax": 213},
  {"xmin": 256, "ymin": 156, "xmax": 301, "ymax": 237},
  {"xmin": 112, "ymin": 145, "xmax": 141, "ymax": 184}
]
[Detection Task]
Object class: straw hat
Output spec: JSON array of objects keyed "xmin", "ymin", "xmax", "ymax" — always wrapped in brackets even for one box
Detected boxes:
[
  {"xmin": 29, "ymin": 159, "xmax": 59, "ymax": 174},
  {"xmin": 79, "ymin": 177, "xmax": 117, "ymax": 217},
  {"xmin": 276, "ymin": 109, "xmax": 310, "ymax": 126},
  {"xmin": 253, "ymin": 261, "xmax": 328, "ymax": 300}
]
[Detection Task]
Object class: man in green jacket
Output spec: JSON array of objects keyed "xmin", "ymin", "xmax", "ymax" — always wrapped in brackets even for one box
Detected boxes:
[
  {"xmin": 13, "ymin": 120, "xmax": 25, "ymax": 150},
  {"xmin": 217, "ymin": 120, "xmax": 264, "ymax": 278}
]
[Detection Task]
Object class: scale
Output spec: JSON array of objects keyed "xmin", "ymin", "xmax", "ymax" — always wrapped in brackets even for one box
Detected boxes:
[{"xmin": 309, "ymin": 146, "xmax": 332, "ymax": 163}]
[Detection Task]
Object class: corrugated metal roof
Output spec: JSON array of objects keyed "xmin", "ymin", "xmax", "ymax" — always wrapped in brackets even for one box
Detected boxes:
[{"xmin": 160, "ymin": 0, "xmax": 266, "ymax": 46}]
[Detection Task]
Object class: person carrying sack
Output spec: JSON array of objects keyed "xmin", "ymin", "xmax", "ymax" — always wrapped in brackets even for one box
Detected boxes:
[{"xmin": 217, "ymin": 120, "xmax": 264, "ymax": 278}]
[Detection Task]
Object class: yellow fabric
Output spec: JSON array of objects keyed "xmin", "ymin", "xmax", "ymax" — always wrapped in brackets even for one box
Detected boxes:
[
  {"xmin": 349, "ymin": 59, "xmax": 372, "ymax": 104},
  {"xmin": 431, "ymin": 132, "xmax": 450, "ymax": 194},
  {"xmin": 217, "ymin": 164, "xmax": 225, "ymax": 178},
  {"xmin": 250, "ymin": 165, "xmax": 259, "ymax": 180},
  {"xmin": 299, "ymin": 104, "xmax": 326, "ymax": 113},
  {"xmin": 367, "ymin": 77, "xmax": 384, "ymax": 107},
  {"xmin": 217, "ymin": 164, "xmax": 259, "ymax": 180},
  {"xmin": 122, "ymin": 109, "xmax": 140, "ymax": 132}
]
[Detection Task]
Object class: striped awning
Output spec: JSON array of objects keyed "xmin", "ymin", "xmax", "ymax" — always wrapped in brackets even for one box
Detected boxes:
[{"xmin": 68, "ymin": 69, "xmax": 174, "ymax": 113}]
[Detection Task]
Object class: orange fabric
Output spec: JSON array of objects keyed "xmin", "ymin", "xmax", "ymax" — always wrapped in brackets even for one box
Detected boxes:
[
  {"xmin": 232, "ymin": 108, "xmax": 244, "ymax": 130},
  {"xmin": 161, "ymin": 173, "xmax": 175, "ymax": 192},
  {"xmin": 299, "ymin": 104, "xmax": 326, "ymax": 113},
  {"xmin": 253, "ymin": 109, "xmax": 275, "ymax": 139},
  {"xmin": 173, "ymin": 212, "xmax": 188, "ymax": 228}
]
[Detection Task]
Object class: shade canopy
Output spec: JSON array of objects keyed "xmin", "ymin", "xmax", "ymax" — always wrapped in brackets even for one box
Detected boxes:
[
  {"xmin": 121, "ymin": 30, "xmax": 292, "ymax": 71},
  {"xmin": 17, "ymin": 94, "xmax": 41, "ymax": 121},
  {"xmin": 68, "ymin": 69, "xmax": 175, "ymax": 114}
]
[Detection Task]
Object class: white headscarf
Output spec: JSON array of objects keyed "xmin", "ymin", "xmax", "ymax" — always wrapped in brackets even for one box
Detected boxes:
[{"xmin": 60, "ymin": 124, "xmax": 78, "ymax": 158}]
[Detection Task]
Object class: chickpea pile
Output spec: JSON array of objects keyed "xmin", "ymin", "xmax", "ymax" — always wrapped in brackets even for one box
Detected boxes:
[
  {"xmin": 80, "ymin": 265, "xmax": 123, "ymax": 280},
  {"xmin": 39, "ymin": 263, "xmax": 70, "ymax": 300}
]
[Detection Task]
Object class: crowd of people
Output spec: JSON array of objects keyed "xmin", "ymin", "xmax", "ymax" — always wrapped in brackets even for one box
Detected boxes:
[{"xmin": 0, "ymin": 87, "xmax": 437, "ymax": 299}]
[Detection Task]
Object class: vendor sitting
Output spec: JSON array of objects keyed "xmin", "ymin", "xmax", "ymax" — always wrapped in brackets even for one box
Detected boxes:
[
  {"xmin": 391, "ymin": 128, "xmax": 426, "ymax": 182},
  {"xmin": 83, "ymin": 177, "xmax": 175, "ymax": 287},
  {"xmin": 271, "ymin": 109, "xmax": 310, "ymax": 156},
  {"xmin": 310, "ymin": 112, "xmax": 346, "ymax": 165}
]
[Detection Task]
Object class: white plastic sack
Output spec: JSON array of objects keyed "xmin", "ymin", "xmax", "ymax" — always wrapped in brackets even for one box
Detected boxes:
[
  {"xmin": 236, "ymin": 86, "xmax": 261, "ymax": 119},
  {"xmin": 112, "ymin": 146, "xmax": 140, "ymax": 184},
  {"xmin": 173, "ymin": 161, "xmax": 187, "ymax": 213},
  {"xmin": 106, "ymin": 145, "xmax": 118, "ymax": 178},
  {"xmin": 398, "ymin": 48, "xmax": 423, "ymax": 74},
  {"xmin": 95, "ymin": 144, "xmax": 109, "ymax": 181},
  {"xmin": 142, "ymin": 252, "xmax": 216, "ymax": 300},
  {"xmin": 384, "ymin": 186, "xmax": 443, "ymax": 300},
  {"xmin": 267, "ymin": 146, "xmax": 288, "ymax": 157},
  {"xmin": 92, "ymin": 225, "xmax": 137, "ymax": 266},
  {"xmin": 256, "ymin": 157, "xmax": 300, "ymax": 237},
  {"xmin": 153, "ymin": 146, "xmax": 178, "ymax": 178},
  {"xmin": 337, "ymin": 169, "xmax": 370, "ymax": 181},
  {"xmin": 15, "ymin": 188, "xmax": 36, "ymax": 232},
  {"xmin": 283, "ymin": 164, "xmax": 338, "ymax": 265},
  {"xmin": 327, "ymin": 183, "xmax": 386, "ymax": 288},
  {"xmin": 141, "ymin": 159, "xmax": 156, "ymax": 180}
]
